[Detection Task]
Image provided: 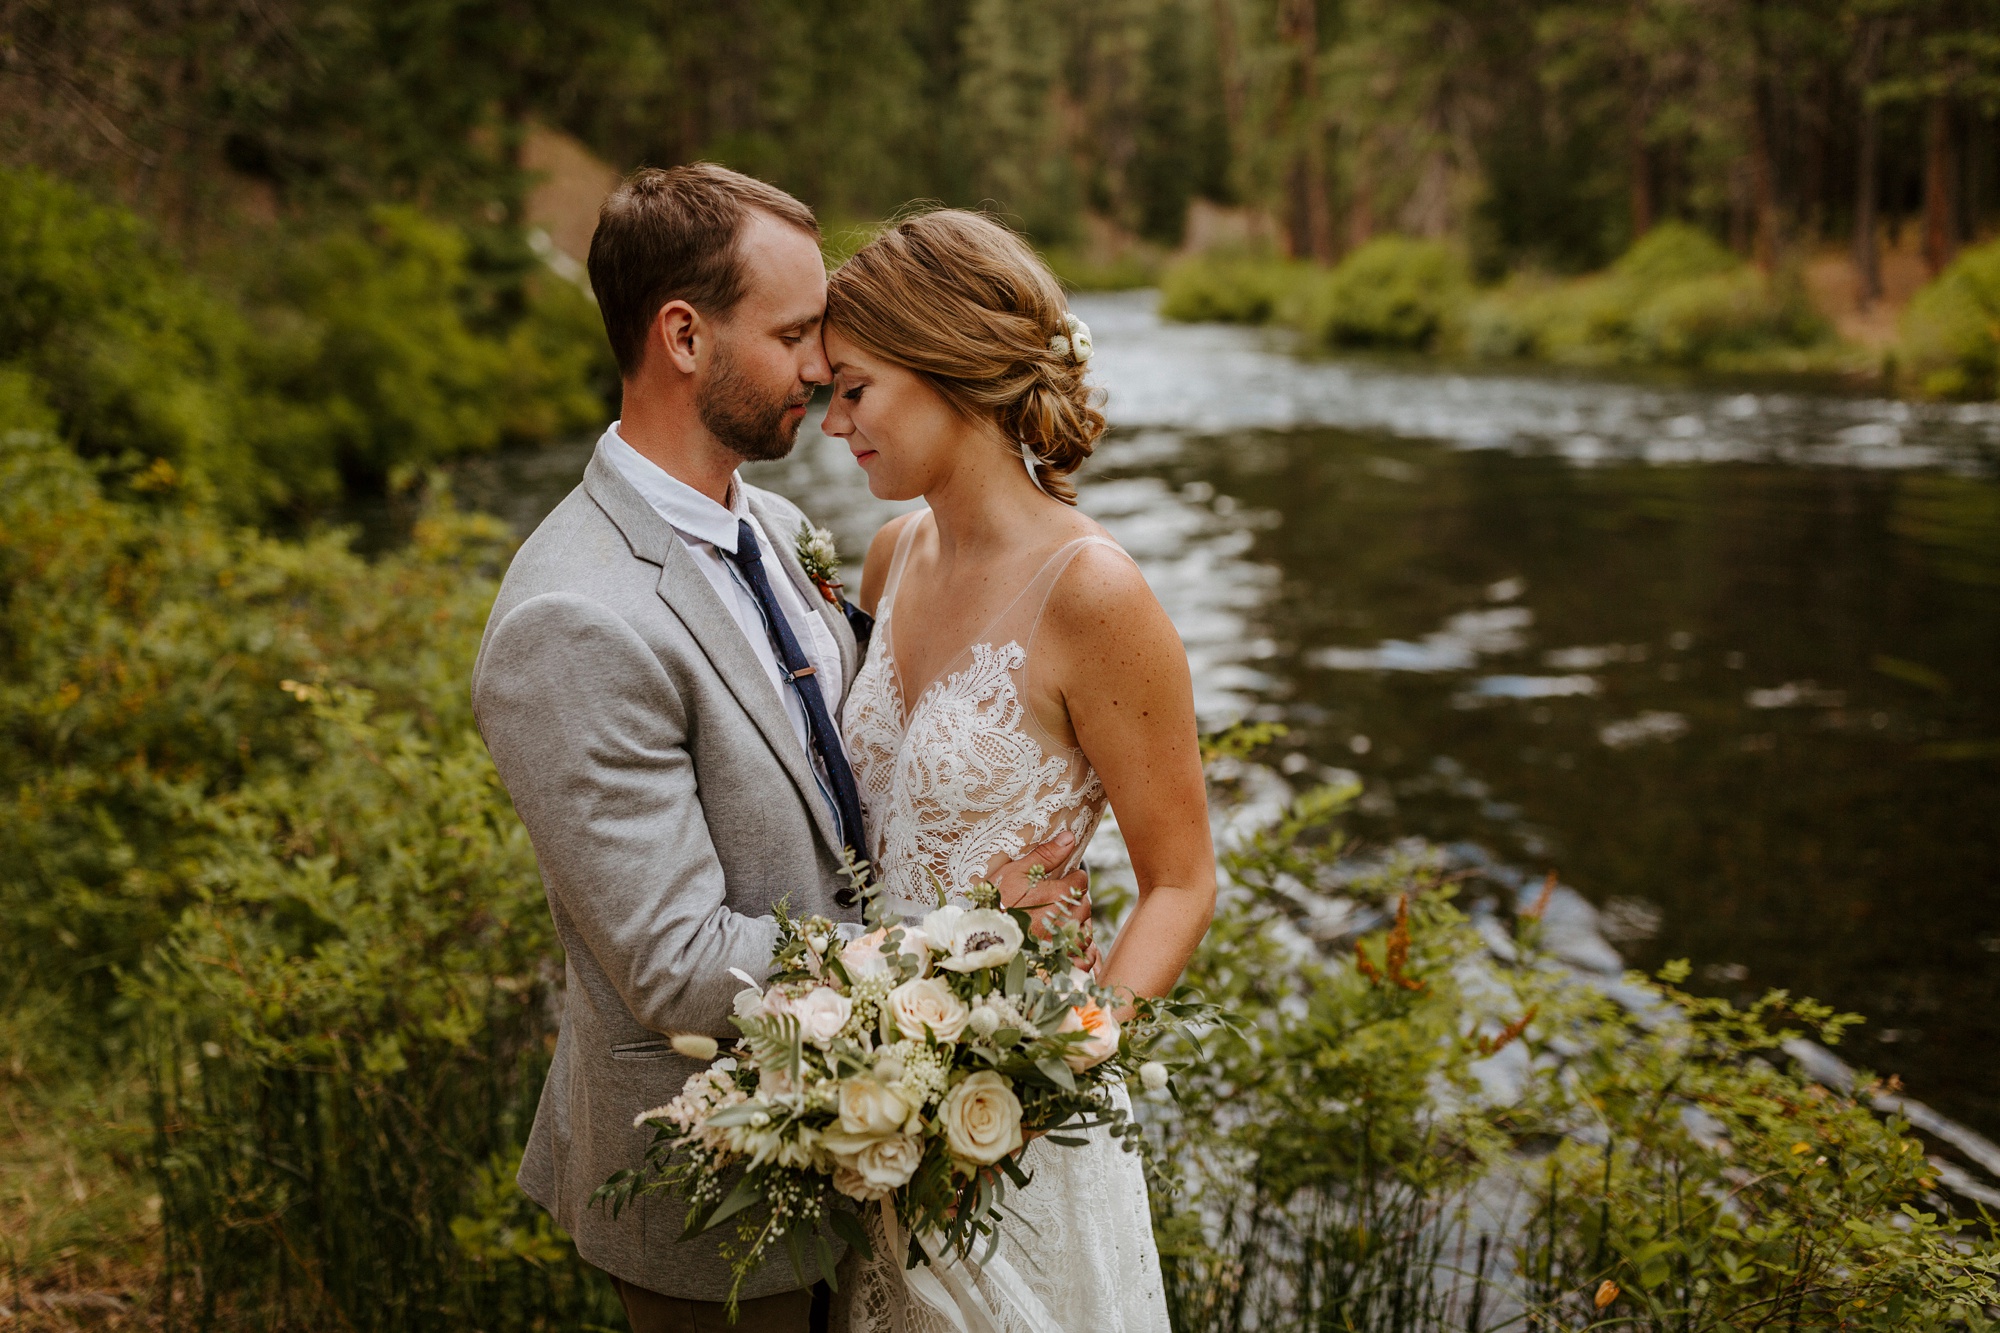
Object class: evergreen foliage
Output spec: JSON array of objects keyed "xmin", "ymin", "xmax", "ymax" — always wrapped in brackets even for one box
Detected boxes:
[{"xmin": 0, "ymin": 169, "xmax": 609, "ymax": 520}]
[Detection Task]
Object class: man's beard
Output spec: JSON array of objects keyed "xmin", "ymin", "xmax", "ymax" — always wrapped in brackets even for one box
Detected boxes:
[{"xmin": 698, "ymin": 341, "xmax": 808, "ymax": 463}]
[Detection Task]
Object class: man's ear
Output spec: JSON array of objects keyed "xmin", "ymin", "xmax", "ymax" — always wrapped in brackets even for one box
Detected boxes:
[{"xmin": 651, "ymin": 299, "xmax": 703, "ymax": 376}]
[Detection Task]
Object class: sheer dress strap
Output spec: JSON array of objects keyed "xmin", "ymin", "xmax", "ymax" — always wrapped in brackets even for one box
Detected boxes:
[{"xmin": 876, "ymin": 510, "xmax": 927, "ymax": 627}]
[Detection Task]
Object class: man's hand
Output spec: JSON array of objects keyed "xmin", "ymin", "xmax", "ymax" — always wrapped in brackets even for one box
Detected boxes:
[{"xmin": 989, "ymin": 831, "xmax": 1101, "ymax": 972}]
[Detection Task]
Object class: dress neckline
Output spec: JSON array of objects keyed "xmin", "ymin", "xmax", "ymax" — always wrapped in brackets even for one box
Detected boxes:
[{"xmin": 877, "ymin": 519, "xmax": 1104, "ymax": 733}]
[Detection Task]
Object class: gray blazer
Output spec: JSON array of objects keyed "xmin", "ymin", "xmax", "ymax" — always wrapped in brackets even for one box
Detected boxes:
[{"xmin": 471, "ymin": 438, "xmax": 864, "ymax": 1301}]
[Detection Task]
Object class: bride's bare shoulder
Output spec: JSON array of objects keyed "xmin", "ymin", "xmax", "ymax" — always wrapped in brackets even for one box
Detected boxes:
[
  {"xmin": 858, "ymin": 511, "xmax": 925, "ymax": 615},
  {"xmin": 1041, "ymin": 535, "xmax": 1173, "ymax": 659}
]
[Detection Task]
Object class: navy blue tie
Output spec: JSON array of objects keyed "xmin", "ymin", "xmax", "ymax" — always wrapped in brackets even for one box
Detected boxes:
[{"xmin": 721, "ymin": 519, "xmax": 867, "ymax": 906}]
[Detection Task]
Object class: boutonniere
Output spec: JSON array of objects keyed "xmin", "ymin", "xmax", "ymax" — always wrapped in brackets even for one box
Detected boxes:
[{"xmin": 795, "ymin": 520, "xmax": 844, "ymax": 605}]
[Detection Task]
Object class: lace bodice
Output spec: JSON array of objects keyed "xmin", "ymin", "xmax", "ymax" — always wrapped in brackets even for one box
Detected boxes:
[
  {"xmin": 843, "ymin": 520, "xmax": 1113, "ymax": 916},
  {"xmin": 836, "ymin": 515, "xmax": 1170, "ymax": 1333}
]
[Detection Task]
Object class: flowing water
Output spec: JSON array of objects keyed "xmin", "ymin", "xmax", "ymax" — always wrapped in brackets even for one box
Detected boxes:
[{"xmin": 448, "ymin": 290, "xmax": 2000, "ymax": 1138}]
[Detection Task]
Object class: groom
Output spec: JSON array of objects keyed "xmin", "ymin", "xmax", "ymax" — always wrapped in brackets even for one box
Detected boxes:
[{"xmin": 471, "ymin": 165, "xmax": 1089, "ymax": 1333}]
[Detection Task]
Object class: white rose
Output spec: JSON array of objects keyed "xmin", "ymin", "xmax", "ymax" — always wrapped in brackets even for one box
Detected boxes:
[
  {"xmin": 936, "ymin": 908, "xmax": 1024, "ymax": 973},
  {"xmin": 829, "ymin": 1132, "xmax": 923, "ymax": 1201},
  {"xmin": 852, "ymin": 1134, "xmax": 922, "ymax": 1191},
  {"xmin": 792, "ymin": 986, "xmax": 853, "ymax": 1048},
  {"xmin": 939, "ymin": 1071, "xmax": 1023, "ymax": 1166},
  {"xmin": 1139, "ymin": 1061, "xmax": 1169, "ymax": 1092},
  {"xmin": 838, "ymin": 1076, "xmax": 912, "ymax": 1137},
  {"xmin": 1056, "ymin": 1001, "xmax": 1120, "ymax": 1072},
  {"xmin": 833, "ymin": 1163, "xmax": 892, "ymax": 1202},
  {"xmin": 887, "ymin": 977, "xmax": 970, "ymax": 1043}
]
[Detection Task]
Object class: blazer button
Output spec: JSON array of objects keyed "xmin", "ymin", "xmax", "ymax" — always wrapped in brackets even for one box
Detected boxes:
[{"xmin": 834, "ymin": 889, "xmax": 857, "ymax": 908}]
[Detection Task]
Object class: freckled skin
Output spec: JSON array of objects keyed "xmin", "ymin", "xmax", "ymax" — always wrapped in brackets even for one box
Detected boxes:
[{"xmin": 823, "ymin": 330, "xmax": 1217, "ymax": 1005}]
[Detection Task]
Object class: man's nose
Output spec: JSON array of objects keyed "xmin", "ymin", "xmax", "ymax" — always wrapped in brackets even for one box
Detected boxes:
[{"xmin": 800, "ymin": 339, "xmax": 831, "ymax": 386}]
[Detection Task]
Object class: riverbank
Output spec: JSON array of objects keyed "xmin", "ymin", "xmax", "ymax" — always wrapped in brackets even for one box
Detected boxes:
[{"xmin": 1149, "ymin": 226, "xmax": 2000, "ymax": 400}]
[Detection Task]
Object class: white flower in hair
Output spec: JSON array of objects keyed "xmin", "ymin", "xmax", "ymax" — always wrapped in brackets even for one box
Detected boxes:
[
  {"xmin": 1065, "ymin": 312, "xmax": 1093, "ymax": 362},
  {"xmin": 1047, "ymin": 333, "xmax": 1071, "ymax": 359}
]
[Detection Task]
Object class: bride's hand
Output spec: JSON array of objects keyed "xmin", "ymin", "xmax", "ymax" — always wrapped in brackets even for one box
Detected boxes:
[{"xmin": 991, "ymin": 831, "xmax": 1091, "ymax": 944}]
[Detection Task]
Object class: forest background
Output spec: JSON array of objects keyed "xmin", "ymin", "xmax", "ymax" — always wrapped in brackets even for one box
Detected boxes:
[{"xmin": 5, "ymin": 0, "xmax": 2000, "ymax": 1328}]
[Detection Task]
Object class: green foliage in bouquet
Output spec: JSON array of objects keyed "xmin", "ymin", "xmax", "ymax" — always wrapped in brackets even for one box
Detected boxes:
[{"xmin": 600, "ymin": 871, "xmax": 1225, "ymax": 1315}]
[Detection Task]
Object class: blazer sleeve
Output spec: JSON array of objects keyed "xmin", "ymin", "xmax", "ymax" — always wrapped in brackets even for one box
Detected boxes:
[{"xmin": 473, "ymin": 590, "xmax": 779, "ymax": 1037}]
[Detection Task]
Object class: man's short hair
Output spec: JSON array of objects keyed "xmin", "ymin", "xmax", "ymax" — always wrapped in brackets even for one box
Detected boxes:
[{"xmin": 587, "ymin": 164, "xmax": 821, "ymax": 378}]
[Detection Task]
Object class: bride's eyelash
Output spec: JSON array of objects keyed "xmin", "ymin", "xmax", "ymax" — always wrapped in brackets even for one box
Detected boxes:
[{"xmin": 842, "ymin": 386, "xmax": 865, "ymax": 402}]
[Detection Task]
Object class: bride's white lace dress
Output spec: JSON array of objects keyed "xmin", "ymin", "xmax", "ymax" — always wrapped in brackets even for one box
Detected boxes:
[{"xmin": 838, "ymin": 517, "xmax": 1172, "ymax": 1333}]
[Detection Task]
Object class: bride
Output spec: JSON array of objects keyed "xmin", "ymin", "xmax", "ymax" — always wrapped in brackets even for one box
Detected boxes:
[{"xmin": 821, "ymin": 210, "xmax": 1218, "ymax": 1332}]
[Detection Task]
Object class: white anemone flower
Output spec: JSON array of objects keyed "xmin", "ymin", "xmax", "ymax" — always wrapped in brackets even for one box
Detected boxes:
[{"xmin": 935, "ymin": 908, "xmax": 1024, "ymax": 972}]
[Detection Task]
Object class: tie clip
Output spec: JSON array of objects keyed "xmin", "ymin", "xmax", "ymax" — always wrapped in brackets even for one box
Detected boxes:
[{"xmin": 785, "ymin": 666, "xmax": 817, "ymax": 681}]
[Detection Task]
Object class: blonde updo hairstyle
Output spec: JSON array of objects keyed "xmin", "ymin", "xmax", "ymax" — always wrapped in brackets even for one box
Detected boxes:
[{"xmin": 825, "ymin": 209, "xmax": 1105, "ymax": 504}]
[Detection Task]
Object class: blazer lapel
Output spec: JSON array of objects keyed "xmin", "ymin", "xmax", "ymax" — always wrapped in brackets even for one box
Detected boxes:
[
  {"xmin": 747, "ymin": 490, "xmax": 860, "ymax": 695},
  {"xmin": 584, "ymin": 449, "xmax": 846, "ymax": 861}
]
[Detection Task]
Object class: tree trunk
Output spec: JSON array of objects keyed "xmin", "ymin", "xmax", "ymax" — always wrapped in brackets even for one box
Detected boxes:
[
  {"xmin": 1210, "ymin": 0, "xmax": 1248, "ymax": 175},
  {"xmin": 1280, "ymin": 0, "xmax": 1334, "ymax": 262},
  {"xmin": 1852, "ymin": 23, "xmax": 1882, "ymax": 308},
  {"xmin": 1923, "ymin": 97, "xmax": 1955, "ymax": 275},
  {"xmin": 1746, "ymin": 5, "xmax": 1779, "ymax": 273},
  {"xmin": 1630, "ymin": 135, "xmax": 1654, "ymax": 239},
  {"xmin": 1626, "ymin": 43, "xmax": 1654, "ymax": 238}
]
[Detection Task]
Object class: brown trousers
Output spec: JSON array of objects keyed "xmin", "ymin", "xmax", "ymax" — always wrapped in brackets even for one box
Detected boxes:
[{"xmin": 610, "ymin": 1276, "xmax": 830, "ymax": 1333}]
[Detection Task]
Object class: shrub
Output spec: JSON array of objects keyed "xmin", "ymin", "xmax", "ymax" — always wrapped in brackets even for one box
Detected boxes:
[
  {"xmin": 1149, "ymin": 738, "xmax": 2000, "ymax": 1331},
  {"xmin": 1464, "ymin": 223, "xmax": 1829, "ymax": 369},
  {"xmin": 0, "ymin": 168, "xmax": 610, "ymax": 519},
  {"xmin": 1158, "ymin": 250, "xmax": 1310, "ymax": 324},
  {"xmin": 1901, "ymin": 238, "xmax": 2000, "ymax": 399},
  {"xmin": 1301, "ymin": 236, "xmax": 1470, "ymax": 351},
  {"xmin": 0, "ymin": 426, "xmax": 616, "ymax": 1323}
]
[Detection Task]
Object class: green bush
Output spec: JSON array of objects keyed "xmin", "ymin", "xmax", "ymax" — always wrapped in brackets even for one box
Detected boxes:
[
  {"xmin": 1464, "ymin": 223, "xmax": 1830, "ymax": 369},
  {"xmin": 1301, "ymin": 236, "xmax": 1470, "ymax": 351},
  {"xmin": 0, "ymin": 168, "xmax": 610, "ymax": 520},
  {"xmin": 0, "ymin": 425, "xmax": 618, "ymax": 1323},
  {"xmin": 1901, "ymin": 238, "xmax": 2000, "ymax": 399},
  {"xmin": 1158, "ymin": 250, "xmax": 1310, "ymax": 324},
  {"xmin": 1150, "ymin": 739, "xmax": 2000, "ymax": 1331}
]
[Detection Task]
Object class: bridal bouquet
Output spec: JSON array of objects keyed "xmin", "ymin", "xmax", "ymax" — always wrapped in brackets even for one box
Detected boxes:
[{"xmin": 596, "ymin": 874, "xmax": 1214, "ymax": 1312}]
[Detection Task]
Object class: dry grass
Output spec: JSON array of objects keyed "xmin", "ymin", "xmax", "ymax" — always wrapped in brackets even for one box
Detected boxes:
[{"xmin": 0, "ymin": 1001, "xmax": 160, "ymax": 1330}]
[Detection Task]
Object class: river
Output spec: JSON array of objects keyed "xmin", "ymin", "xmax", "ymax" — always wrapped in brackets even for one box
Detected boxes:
[{"xmin": 447, "ymin": 290, "xmax": 2000, "ymax": 1139}]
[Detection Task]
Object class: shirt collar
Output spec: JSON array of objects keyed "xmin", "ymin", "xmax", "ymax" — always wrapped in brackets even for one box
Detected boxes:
[{"xmin": 603, "ymin": 422, "xmax": 748, "ymax": 553}]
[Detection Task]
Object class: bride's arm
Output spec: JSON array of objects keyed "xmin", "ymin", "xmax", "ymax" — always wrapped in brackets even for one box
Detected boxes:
[{"xmin": 1046, "ymin": 546, "xmax": 1216, "ymax": 1002}]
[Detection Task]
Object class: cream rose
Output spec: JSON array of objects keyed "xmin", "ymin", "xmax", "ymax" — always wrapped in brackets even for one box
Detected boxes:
[
  {"xmin": 887, "ymin": 976, "xmax": 970, "ymax": 1043},
  {"xmin": 935, "ymin": 908, "xmax": 1024, "ymax": 973},
  {"xmin": 840, "ymin": 928, "xmax": 896, "ymax": 982},
  {"xmin": 792, "ymin": 986, "xmax": 853, "ymax": 1048},
  {"xmin": 1056, "ymin": 1001, "xmax": 1120, "ymax": 1072},
  {"xmin": 831, "ymin": 1132, "xmax": 922, "ymax": 1201},
  {"xmin": 940, "ymin": 1071, "xmax": 1024, "ymax": 1166},
  {"xmin": 833, "ymin": 1163, "xmax": 891, "ymax": 1202},
  {"xmin": 838, "ymin": 1076, "xmax": 912, "ymax": 1137}
]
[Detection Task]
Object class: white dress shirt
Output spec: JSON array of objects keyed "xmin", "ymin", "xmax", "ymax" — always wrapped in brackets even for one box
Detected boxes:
[{"xmin": 601, "ymin": 424, "xmax": 848, "ymax": 803}]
